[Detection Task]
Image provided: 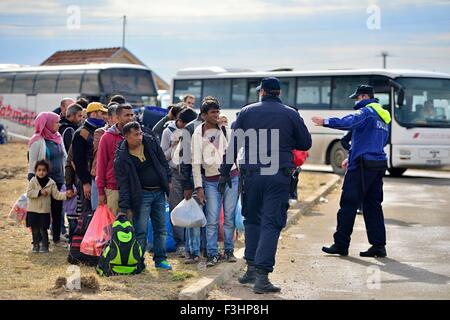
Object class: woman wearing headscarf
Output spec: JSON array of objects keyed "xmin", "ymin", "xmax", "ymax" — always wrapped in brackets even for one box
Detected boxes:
[{"xmin": 28, "ymin": 112, "xmax": 68, "ymax": 246}]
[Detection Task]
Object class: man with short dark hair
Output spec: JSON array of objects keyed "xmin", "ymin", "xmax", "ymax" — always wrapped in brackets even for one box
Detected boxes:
[
  {"xmin": 192, "ymin": 99, "xmax": 239, "ymax": 266},
  {"xmin": 90, "ymin": 104, "xmax": 119, "ymax": 210},
  {"xmin": 114, "ymin": 121, "xmax": 172, "ymax": 270},
  {"xmin": 96, "ymin": 103, "xmax": 134, "ymax": 215},
  {"xmin": 59, "ymin": 103, "xmax": 84, "ymax": 152}
]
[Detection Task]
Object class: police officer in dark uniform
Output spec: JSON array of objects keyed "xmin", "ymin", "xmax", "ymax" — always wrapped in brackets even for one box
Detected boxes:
[
  {"xmin": 312, "ymin": 85, "xmax": 391, "ymax": 258},
  {"xmin": 219, "ymin": 77, "xmax": 311, "ymax": 294}
]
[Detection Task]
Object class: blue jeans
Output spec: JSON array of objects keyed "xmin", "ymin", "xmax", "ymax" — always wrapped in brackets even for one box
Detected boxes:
[
  {"xmin": 204, "ymin": 175, "xmax": 239, "ymax": 257},
  {"xmin": 91, "ymin": 178, "xmax": 98, "ymax": 211},
  {"xmin": 186, "ymin": 227, "xmax": 201, "ymax": 257},
  {"xmin": 134, "ymin": 190, "xmax": 167, "ymax": 263}
]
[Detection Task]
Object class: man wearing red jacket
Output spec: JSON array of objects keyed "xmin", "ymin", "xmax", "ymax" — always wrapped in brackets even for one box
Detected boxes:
[{"xmin": 96, "ymin": 103, "xmax": 134, "ymax": 215}]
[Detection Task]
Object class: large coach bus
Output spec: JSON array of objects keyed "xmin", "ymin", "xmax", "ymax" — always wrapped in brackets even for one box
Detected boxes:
[
  {"xmin": 171, "ymin": 67, "xmax": 450, "ymax": 176},
  {"xmin": 0, "ymin": 63, "xmax": 158, "ymax": 138}
]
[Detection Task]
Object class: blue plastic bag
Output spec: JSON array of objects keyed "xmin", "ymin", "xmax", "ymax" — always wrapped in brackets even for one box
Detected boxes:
[
  {"xmin": 234, "ymin": 197, "xmax": 245, "ymax": 232},
  {"xmin": 147, "ymin": 202, "xmax": 177, "ymax": 252}
]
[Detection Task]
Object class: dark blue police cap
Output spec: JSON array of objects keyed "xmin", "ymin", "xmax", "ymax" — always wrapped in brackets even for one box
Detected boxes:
[
  {"xmin": 256, "ymin": 77, "xmax": 281, "ymax": 92},
  {"xmin": 349, "ymin": 85, "xmax": 374, "ymax": 99}
]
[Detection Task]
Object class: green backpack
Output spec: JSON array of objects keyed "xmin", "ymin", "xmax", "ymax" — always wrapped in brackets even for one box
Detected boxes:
[{"xmin": 96, "ymin": 215, "xmax": 145, "ymax": 277}]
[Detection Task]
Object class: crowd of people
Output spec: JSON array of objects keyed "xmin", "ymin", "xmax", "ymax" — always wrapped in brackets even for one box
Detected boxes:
[
  {"xmin": 23, "ymin": 77, "xmax": 389, "ymax": 294},
  {"xmin": 25, "ymin": 93, "xmax": 242, "ymax": 270}
]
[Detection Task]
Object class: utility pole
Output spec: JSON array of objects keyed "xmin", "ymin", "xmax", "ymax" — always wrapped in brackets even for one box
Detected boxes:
[
  {"xmin": 122, "ymin": 15, "xmax": 126, "ymax": 48},
  {"xmin": 380, "ymin": 51, "xmax": 389, "ymax": 69}
]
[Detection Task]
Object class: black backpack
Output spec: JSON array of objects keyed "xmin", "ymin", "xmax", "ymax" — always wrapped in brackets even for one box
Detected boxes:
[
  {"xmin": 96, "ymin": 215, "xmax": 145, "ymax": 277},
  {"xmin": 67, "ymin": 211, "xmax": 98, "ymax": 266}
]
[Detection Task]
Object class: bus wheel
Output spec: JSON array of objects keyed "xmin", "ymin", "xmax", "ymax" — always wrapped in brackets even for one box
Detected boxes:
[
  {"xmin": 388, "ymin": 168, "xmax": 407, "ymax": 177},
  {"xmin": 330, "ymin": 142, "xmax": 347, "ymax": 175}
]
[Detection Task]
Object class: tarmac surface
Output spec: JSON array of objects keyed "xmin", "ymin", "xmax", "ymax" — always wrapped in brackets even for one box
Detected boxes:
[{"xmin": 208, "ymin": 170, "xmax": 450, "ymax": 299}]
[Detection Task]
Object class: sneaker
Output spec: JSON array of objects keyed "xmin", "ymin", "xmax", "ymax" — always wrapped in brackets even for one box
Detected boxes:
[
  {"xmin": 184, "ymin": 255, "xmax": 200, "ymax": 264},
  {"xmin": 54, "ymin": 241, "xmax": 69, "ymax": 249},
  {"xmin": 206, "ymin": 255, "xmax": 220, "ymax": 267},
  {"xmin": 39, "ymin": 246, "xmax": 49, "ymax": 253},
  {"xmin": 32, "ymin": 244, "xmax": 39, "ymax": 253},
  {"xmin": 223, "ymin": 251, "xmax": 237, "ymax": 263},
  {"xmin": 155, "ymin": 260, "xmax": 172, "ymax": 270}
]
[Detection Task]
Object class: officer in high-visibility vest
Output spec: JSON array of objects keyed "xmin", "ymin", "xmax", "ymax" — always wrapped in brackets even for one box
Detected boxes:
[{"xmin": 312, "ymin": 85, "xmax": 390, "ymax": 258}]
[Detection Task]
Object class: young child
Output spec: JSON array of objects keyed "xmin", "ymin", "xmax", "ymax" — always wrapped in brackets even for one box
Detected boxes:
[{"xmin": 26, "ymin": 160, "xmax": 73, "ymax": 253}]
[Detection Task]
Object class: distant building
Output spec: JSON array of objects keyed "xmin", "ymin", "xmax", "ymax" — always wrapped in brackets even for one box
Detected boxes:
[{"xmin": 41, "ymin": 47, "xmax": 169, "ymax": 90}]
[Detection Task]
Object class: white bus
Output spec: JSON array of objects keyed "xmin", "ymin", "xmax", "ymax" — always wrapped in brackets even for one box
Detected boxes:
[
  {"xmin": 0, "ymin": 63, "xmax": 158, "ymax": 138},
  {"xmin": 171, "ymin": 67, "xmax": 450, "ymax": 176}
]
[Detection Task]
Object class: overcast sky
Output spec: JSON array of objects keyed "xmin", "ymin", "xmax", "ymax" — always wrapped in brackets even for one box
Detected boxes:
[{"xmin": 0, "ymin": 0, "xmax": 449, "ymax": 81}]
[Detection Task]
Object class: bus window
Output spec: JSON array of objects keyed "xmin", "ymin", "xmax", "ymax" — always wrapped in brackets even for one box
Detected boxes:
[
  {"xmin": 231, "ymin": 78, "xmax": 247, "ymax": 108},
  {"xmin": 81, "ymin": 70, "xmax": 100, "ymax": 94},
  {"xmin": 331, "ymin": 76, "xmax": 370, "ymax": 109},
  {"xmin": 12, "ymin": 72, "xmax": 36, "ymax": 94},
  {"xmin": 34, "ymin": 72, "xmax": 58, "ymax": 93},
  {"xmin": 279, "ymin": 77, "xmax": 296, "ymax": 106},
  {"xmin": 173, "ymin": 80, "xmax": 202, "ymax": 108},
  {"xmin": 100, "ymin": 69, "xmax": 156, "ymax": 96},
  {"xmin": 296, "ymin": 77, "xmax": 331, "ymax": 110},
  {"xmin": 0, "ymin": 73, "xmax": 14, "ymax": 93},
  {"xmin": 203, "ymin": 79, "xmax": 232, "ymax": 108},
  {"xmin": 57, "ymin": 71, "xmax": 82, "ymax": 93}
]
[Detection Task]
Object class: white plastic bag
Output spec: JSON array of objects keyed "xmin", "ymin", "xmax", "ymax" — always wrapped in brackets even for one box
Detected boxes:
[
  {"xmin": 171, "ymin": 198, "xmax": 206, "ymax": 228},
  {"xmin": 9, "ymin": 193, "xmax": 28, "ymax": 225}
]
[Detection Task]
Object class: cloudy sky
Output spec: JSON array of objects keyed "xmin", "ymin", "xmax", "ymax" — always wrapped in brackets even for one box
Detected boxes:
[{"xmin": 0, "ymin": 0, "xmax": 449, "ymax": 81}]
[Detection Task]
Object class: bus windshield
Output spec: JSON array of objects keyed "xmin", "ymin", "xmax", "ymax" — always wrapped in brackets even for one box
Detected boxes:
[
  {"xmin": 100, "ymin": 68, "xmax": 157, "ymax": 105},
  {"xmin": 394, "ymin": 77, "xmax": 450, "ymax": 128}
]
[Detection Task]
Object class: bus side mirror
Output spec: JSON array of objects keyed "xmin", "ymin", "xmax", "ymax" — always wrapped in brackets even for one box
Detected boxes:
[{"xmin": 397, "ymin": 89, "xmax": 405, "ymax": 107}]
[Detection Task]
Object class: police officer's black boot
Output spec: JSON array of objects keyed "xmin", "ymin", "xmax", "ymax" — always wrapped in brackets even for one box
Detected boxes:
[
  {"xmin": 253, "ymin": 269, "xmax": 281, "ymax": 294},
  {"xmin": 360, "ymin": 245, "xmax": 386, "ymax": 258},
  {"xmin": 238, "ymin": 265, "xmax": 256, "ymax": 284},
  {"xmin": 322, "ymin": 244, "xmax": 348, "ymax": 256}
]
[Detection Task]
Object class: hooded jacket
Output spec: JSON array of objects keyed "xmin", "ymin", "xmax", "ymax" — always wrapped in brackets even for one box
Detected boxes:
[
  {"xmin": 95, "ymin": 124, "xmax": 124, "ymax": 196},
  {"xmin": 324, "ymin": 98, "xmax": 391, "ymax": 171}
]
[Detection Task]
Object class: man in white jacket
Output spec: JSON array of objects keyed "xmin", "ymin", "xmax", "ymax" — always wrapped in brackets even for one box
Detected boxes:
[{"xmin": 192, "ymin": 99, "xmax": 239, "ymax": 267}]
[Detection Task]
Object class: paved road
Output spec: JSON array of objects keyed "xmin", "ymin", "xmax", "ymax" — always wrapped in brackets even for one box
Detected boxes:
[{"xmin": 208, "ymin": 171, "xmax": 450, "ymax": 300}]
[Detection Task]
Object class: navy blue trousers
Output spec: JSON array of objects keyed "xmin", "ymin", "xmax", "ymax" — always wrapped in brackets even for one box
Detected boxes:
[
  {"xmin": 334, "ymin": 168, "xmax": 386, "ymax": 249},
  {"xmin": 242, "ymin": 169, "xmax": 290, "ymax": 273}
]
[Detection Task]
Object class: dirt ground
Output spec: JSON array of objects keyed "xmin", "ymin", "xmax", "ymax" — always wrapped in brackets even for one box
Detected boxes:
[{"xmin": 0, "ymin": 142, "xmax": 330, "ymax": 300}]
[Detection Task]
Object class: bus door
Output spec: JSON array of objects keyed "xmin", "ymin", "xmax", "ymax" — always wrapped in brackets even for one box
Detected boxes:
[{"xmin": 26, "ymin": 93, "xmax": 37, "ymax": 137}]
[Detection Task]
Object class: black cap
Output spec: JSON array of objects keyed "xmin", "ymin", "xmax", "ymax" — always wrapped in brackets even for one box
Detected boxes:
[
  {"xmin": 349, "ymin": 85, "xmax": 374, "ymax": 99},
  {"xmin": 256, "ymin": 77, "xmax": 281, "ymax": 92}
]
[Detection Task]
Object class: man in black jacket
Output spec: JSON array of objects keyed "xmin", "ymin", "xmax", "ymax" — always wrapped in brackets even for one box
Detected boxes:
[
  {"xmin": 71, "ymin": 102, "xmax": 108, "ymax": 204},
  {"xmin": 59, "ymin": 103, "xmax": 84, "ymax": 152},
  {"xmin": 114, "ymin": 121, "xmax": 173, "ymax": 270}
]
